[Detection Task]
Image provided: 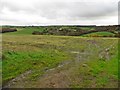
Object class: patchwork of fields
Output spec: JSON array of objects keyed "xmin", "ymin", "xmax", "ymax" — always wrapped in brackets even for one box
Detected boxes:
[{"xmin": 2, "ymin": 27, "xmax": 119, "ymax": 88}]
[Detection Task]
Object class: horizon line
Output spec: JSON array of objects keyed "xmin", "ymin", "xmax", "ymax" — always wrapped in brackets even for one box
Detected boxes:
[{"xmin": 0, "ymin": 24, "xmax": 119, "ymax": 27}]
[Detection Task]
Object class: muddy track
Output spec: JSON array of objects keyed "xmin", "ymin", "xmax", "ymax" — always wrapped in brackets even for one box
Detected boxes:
[
  {"xmin": 30, "ymin": 51, "xmax": 89, "ymax": 88},
  {"xmin": 3, "ymin": 40, "xmax": 116, "ymax": 88},
  {"xmin": 3, "ymin": 70, "xmax": 32, "ymax": 88},
  {"xmin": 3, "ymin": 49, "xmax": 90, "ymax": 88}
]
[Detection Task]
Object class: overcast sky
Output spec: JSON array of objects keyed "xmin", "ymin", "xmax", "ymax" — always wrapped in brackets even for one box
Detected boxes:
[{"xmin": 0, "ymin": 0, "xmax": 119, "ymax": 26}]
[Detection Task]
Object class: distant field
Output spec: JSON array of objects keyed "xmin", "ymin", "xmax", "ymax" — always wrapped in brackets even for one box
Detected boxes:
[
  {"xmin": 3, "ymin": 26, "xmax": 95, "ymax": 35},
  {"xmin": 82, "ymin": 32, "xmax": 115, "ymax": 37},
  {"xmin": 2, "ymin": 27, "xmax": 119, "ymax": 88},
  {"xmin": 3, "ymin": 27, "xmax": 45, "ymax": 35},
  {"xmin": 3, "ymin": 26, "xmax": 115, "ymax": 37}
]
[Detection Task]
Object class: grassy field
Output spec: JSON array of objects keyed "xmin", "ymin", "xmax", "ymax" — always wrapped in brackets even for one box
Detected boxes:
[
  {"xmin": 82, "ymin": 32, "xmax": 115, "ymax": 37},
  {"xmin": 4, "ymin": 27, "xmax": 45, "ymax": 35},
  {"xmin": 2, "ymin": 27, "xmax": 119, "ymax": 88}
]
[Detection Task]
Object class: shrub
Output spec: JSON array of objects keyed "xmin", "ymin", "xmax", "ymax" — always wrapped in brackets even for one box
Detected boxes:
[{"xmin": 0, "ymin": 28, "xmax": 17, "ymax": 33}]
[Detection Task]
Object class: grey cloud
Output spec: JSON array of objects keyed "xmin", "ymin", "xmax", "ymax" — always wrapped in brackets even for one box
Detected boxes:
[
  {"xmin": 35, "ymin": 2, "xmax": 117, "ymax": 19},
  {"xmin": 0, "ymin": 0, "xmax": 118, "ymax": 25}
]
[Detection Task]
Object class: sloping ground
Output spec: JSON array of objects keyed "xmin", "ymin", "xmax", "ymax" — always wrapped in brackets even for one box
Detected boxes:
[
  {"xmin": 32, "ymin": 25, "xmax": 119, "ymax": 37},
  {"xmin": 3, "ymin": 27, "xmax": 44, "ymax": 35},
  {"xmin": 2, "ymin": 34, "xmax": 119, "ymax": 88}
]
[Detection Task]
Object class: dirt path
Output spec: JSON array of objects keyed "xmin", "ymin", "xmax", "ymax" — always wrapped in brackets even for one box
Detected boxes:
[
  {"xmin": 29, "ymin": 51, "xmax": 89, "ymax": 88},
  {"xmin": 3, "ymin": 49, "xmax": 90, "ymax": 88},
  {"xmin": 3, "ymin": 70, "xmax": 32, "ymax": 88},
  {"xmin": 3, "ymin": 39, "xmax": 116, "ymax": 88}
]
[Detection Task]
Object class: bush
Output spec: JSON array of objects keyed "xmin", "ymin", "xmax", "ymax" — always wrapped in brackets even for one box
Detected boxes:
[
  {"xmin": 32, "ymin": 31, "xmax": 44, "ymax": 35},
  {"xmin": 0, "ymin": 28, "xmax": 17, "ymax": 33}
]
